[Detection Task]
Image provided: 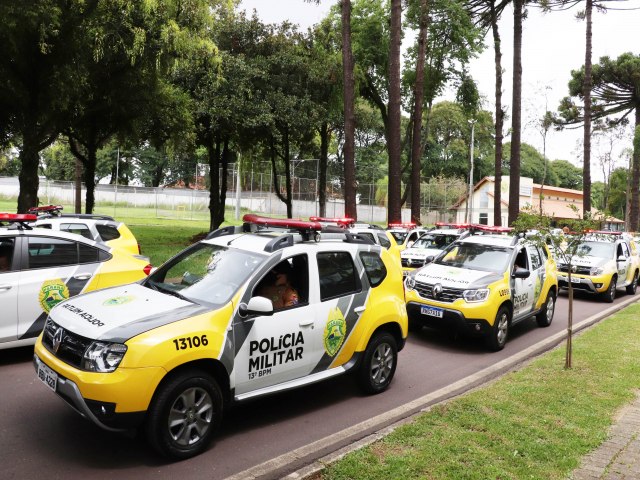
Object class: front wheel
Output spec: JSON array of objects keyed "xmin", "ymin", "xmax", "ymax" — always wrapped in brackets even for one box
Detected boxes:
[
  {"xmin": 145, "ymin": 369, "xmax": 223, "ymax": 459},
  {"xmin": 357, "ymin": 332, "xmax": 398, "ymax": 394},
  {"xmin": 486, "ymin": 306, "xmax": 510, "ymax": 352},
  {"xmin": 536, "ymin": 290, "xmax": 555, "ymax": 327},
  {"xmin": 626, "ymin": 271, "xmax": 638, "ymax": 295},
  {"xmin": 602, "ymin": 276, "xmax": 617, "ymax": 303}
]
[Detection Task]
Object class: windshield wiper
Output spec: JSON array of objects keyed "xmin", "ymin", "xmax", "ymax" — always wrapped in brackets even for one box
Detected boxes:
[{"xmin": 149, "ymin": 282, "xmax": 192, "ymax": 302}]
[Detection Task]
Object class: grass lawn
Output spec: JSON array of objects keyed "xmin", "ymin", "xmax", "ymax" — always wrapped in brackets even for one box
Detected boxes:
[{"xmin": 319, "ymin": 303, "xmax": 640, "ymax": 480}]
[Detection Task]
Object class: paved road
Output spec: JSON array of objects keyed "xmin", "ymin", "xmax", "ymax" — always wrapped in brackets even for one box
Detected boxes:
[{"xmin": 0, "ymin": 289, "xmax": 633, "ymax": 479}]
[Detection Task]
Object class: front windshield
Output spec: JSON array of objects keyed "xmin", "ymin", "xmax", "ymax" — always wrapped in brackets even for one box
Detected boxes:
[
  {"xmin": 389, "ymin": 231, "xmax": 407, "ymax": 243},
  {"xmin": 147, "ymin": 243, "xmax": 265, "ymax": 306},
  {"xmin": 571, "ymin": 241, "xmax": 615, "ymax": 259},
  {"xmin": 435, "ymin": 242, "xmax": 511, "ymax": 273},
  {"xmin": 412, "ymin": 234, "xmax": 458, "ymax": 250}
]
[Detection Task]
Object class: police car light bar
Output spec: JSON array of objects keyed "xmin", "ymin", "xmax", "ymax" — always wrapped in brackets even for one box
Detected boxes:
[
  {"xmin": 435, "ymin": 222, "xmax": 472, "ymax": 229},
  {"xmin": 28, "ymin": 205, "xmax": 64, "ymax": 215},
  {"xmin": 388, "ymin": 222, "xmax": 417, "ymax": 229},
  {"xmin": 243, "ymin": 214, "xmax": 322, "ymax": 232},
  {"xmin": 0, "ymin": 213, "xmax": 37, "ymax": 229},
  {"xmin": 469, "ymin": 224, "xmax": 513, "ymax": 234},
  {"xmin": 309, "ymin": 216, "xmax": 355, "ymax": 227},
  {"xmin": 585, "ymin": 230, "xmax": 621, "ymax": 235}
]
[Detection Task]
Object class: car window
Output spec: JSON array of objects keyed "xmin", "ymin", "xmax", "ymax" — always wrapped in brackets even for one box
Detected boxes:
[
  {"xmin": 60, "ymin": 223, "xmax": 94, "ymax": 240},
  {"xmin": 389, "ymin": 231, "xmax": 407, "ymax": 243},
  {"xmin": 28, "ymin": 237, "xmax": 78, "ymax": 269},
  {"xmin": 95, "ymin": 224, "xmax": 121, "ymax": 241},
  {"xmin": 38, "ymin": 223, "xmax": 52, "ymax": 229},
  {"xmin": 254, "ymin": 255, "xmax": 309, "ymax": 310},
  {"xmin": 317, "ymin": 251, "xmax": 360, "ymax": 301},
  {"xmin": 147, "ymin": 243, "xmax": 264, "ymax": 307},
  {"xmin": 358, "ymin": 232, "xmax": 375, "ymax": 244},
  {"xmin": 359, "ymin": 251, "xmax": 387, "ymax": 287},
  {"xmin": 619, "ymin": 242, "xmax": 630, "ymax": 257},
  {"xmin": 0, "ymin": 238, "xmax": 15, "ymax": 272},
  {"xmin": 528, "ymin": 245, "xmax": 542, "ymax": 270},
  {"xmin": 377, "ymin": 233, "xmax": 391, "ymax": 249},
  {"xmin": 78, "ymin": 243, "xmax": 103, "ymax": 264}
]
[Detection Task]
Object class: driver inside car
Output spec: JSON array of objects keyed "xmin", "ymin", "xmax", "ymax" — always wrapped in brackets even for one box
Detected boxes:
[{"xmin": 256, "ymin": 261, "xmax": 299, "ymax": 309}]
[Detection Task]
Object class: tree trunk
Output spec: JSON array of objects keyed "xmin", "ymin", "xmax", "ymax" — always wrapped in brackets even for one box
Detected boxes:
[
  {"xmin": 387, "ymin": 0, "xmax": 403, "ymax": 224},
  {"xmin": 342, "ymin": 0, "xmax": 357, "ymax": 220},
  {"xmin": 582, "ymin": 0, "xmax": 593, "ymax": 218},
  {"xmin": 508, "ymin": 0, "xmax": 523, "ymax": 225},
  {"xmin": 630, "ymin": 113, "xmax": 640, "ymax": 230},
  {"xmin": 410, "ymin": 0, "xmax": 429, "ymax": 225},
  {"xmin": 83, "ymin": 147, "xmax": 97, "ymax": 214},
  {"xmin": 208, "ymin": 136, "xmax": 221, "ymax": 232},
  {"xmin": 319, "ymin": 122, "xmax": 329, "ymax": 217},
  {"xmin": 17, "ymin": 134, "xmax": 41, "ymax": 213},
  {"xmin": 75, "ymin": 159, "xmax": 83, "ymax": 214},
  {"xmin": 283, "ymin": 127, "xmax": 293, "ymax": 218},
  {"xmin": 491, "ymin": 2, "xmax": 504, "ymax": 227},
  {"xmin": 216, "ymin": 139, "xmax": 229, "ymax": 228}
]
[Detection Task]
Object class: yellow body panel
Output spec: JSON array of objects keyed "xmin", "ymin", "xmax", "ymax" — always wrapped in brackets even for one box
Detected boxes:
[{"xmin": 106, "ymin": 223, "xmax": 140, "ymax": 256}]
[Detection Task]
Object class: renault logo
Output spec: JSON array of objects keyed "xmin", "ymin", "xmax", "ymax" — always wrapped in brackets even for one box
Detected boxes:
[
  {"xmin": 52, "ymin": 327, "xmax": 64, "ymax": 354},
  {"xmin": 570, "ymin": 265, "xmax": 577, "ymax": 273},
  {"xmin": 433, "ymin": 283, "xmax": 443, "ymax": 299}
]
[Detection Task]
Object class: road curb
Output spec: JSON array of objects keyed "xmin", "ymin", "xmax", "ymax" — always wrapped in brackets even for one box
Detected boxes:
[{"xmin": 224, "ymin": 295, "xmax": 640, "ymax": 480}]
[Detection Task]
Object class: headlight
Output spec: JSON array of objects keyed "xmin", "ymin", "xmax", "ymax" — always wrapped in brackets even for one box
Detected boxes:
[
  {"xmin": 82, "ymin": 342, "xmax": 127, "ymax": 372},
  {"xmin": 590, "ymin": 266, "xmax": 604, "ymax": 276},
  {"xmin": 463, "ymin": 288, "xmax": 490, "ymax": 303},
  {"xmin": 405, "ymin": 275, "xmax": 416, "ymax": 290}
]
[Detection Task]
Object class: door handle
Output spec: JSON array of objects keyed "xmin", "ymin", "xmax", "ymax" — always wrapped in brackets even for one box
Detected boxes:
[
  {"xmin": 0, "ymin": 284, "xmax": 11, "ymax": 292},
  {"xmin": 73, "ymin": 274, "xmax": 92, "ymax": 281},
  {"xmin": 354, "ymin": 306, "xmax": 366, "ymax": 314},
  {"xmin": 299, "ymin": 319, "xmax": 314, "ymax": 327}
]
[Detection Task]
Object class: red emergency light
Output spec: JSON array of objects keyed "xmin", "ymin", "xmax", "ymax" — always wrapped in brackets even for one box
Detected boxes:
[
  {"xmin": 309, "ymin": 216, "xmax": 355, "ymax": 227},
  {"xmin": 0, "ymin": 213, "xmax": 38, "ymax": 222},
  {"xmin": 28, "ymin": 205, "xmax": 63, "ymax": 215},
  {"xmin": 470, "ymin": 224, "xmax": 513, "ymax": 234},
  {"xmin": 435, "ymin": 222, "xmax": 472, "ymax": 229},
  {"xmin": 388, "ymin": 222, "xmax": 417, "ymax": 229},
  {"xmin": 243, "ymin": 214, "xmax": 322, "ymax": 231}
]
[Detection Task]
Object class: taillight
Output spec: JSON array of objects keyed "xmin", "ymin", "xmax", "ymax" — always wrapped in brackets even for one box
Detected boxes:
[{"xmin": 143, "ymin": 264, "xmax": 153, "ymax": 276}]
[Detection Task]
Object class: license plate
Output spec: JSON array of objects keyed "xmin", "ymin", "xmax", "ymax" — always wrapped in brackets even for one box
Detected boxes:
[
  {"xmin": 421, "ymin": 306, "xmax": 443, "ymax": 318},
  {"xmin": 37, "ymin": 359, "xmax": 58, "ymax": 392}
]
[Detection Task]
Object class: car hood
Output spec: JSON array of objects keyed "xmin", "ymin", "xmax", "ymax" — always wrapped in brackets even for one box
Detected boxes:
[
  {"xmin": 401, "ymin": 247, "xmax": 442, "ymax": 259},
  {"xmin": 49, "ymin": 283, "xmax": 209, "ymax": 342},
  {"xmin": 414, "ymin": 263, "xmax": 502, "ymax": 289},
  {"xmin": 561, "ymin": 256, "xmax": 609, "ymax": 269}
]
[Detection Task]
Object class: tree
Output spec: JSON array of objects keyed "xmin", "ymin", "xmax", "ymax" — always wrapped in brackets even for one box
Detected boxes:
[
  {"xmin": 387, "ymin": 0, "xmax": 403, "ymax": 223},
  {"xmin": 559, "ymin": 52, "xmax": 640, "ymax": 230},
  {"xmin": 508, "ymin": 0, "xmax": 524, "ymax": 225},
  {"xmin": 502, "ymin": 142, "xmax": 560, "ymax": 186},
  {"xmin": 550, "ymin": 159, "xmax": 583, "ymax": 189},
  {"xmin": 341, "ymin": 0, "xmax": 358, "ymax": 219}
]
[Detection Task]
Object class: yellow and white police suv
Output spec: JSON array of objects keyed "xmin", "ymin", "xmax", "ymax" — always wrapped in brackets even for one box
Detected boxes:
[
  {"xmin": 404, "ymin": 225, "xmax": 558, "ymax": 351},
  {"xmin": 556, "ymin": 231, "xmax": 639, "ymax": 302},
  {"xmin": 34, "ymin": 215, "xmax": 408, "ymax": 459},
  {"xmin": 31, "ymin": 205, "xmax": 143, "ymax": 256},
  {"xmin": 0, "ymin": 213, "xmax": 151, "ymax": 350}
]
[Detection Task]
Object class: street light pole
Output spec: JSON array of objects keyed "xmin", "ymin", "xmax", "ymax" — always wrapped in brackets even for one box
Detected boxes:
[{"xmin": 467, "ymin": 119, "xmax": 476, "ymax": 223}]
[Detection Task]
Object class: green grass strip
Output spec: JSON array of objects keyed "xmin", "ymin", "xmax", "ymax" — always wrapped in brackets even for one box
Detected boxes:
[{"xmin": 322, "ymin": 304, "xmax": 640, "ymax": 480}]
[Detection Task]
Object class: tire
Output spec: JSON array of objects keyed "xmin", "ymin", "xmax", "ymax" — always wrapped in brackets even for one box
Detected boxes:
[
  {"xmin": 626, "ymin": 271, "xmax": 638, "ymax": 295},
  {"xmin": 486, "ymin": 306, "xmax": 510, "ymax": 352},
  {"xmin": 145, "ymin": 369, "xmax": 223, "ymax": 459},
  {"xmin": 357, "ymin": 332, "xmax": 398, "ymax": 394},
  {"xmin": 602, "ymin": 276, "xmax": 617, "ymax": 303},
  {"xmin": 536, "ymin": 290, "xmax": 555, "ymax": 327}
]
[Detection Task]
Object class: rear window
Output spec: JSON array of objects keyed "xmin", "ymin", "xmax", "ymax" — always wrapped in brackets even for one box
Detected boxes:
[
  {"xmin": 96, "ymin": 224, "xmax": 121, "ymax": 241},
  {"xmin": 359, "ymin": 251, "xmax": 387, "ymax": 287},
  {"xmin": 60, "ymin": 223, "xmax": 93, "ymax": 240}
]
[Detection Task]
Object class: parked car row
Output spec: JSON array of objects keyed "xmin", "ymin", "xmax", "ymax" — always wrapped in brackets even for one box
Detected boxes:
[{"xmin": 2, "ymin": 210, "xmax": 636, "ymax": 461}]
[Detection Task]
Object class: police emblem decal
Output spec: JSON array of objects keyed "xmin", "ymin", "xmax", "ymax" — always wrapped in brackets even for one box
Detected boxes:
[
  {"xmin": 39, "ymin": 279, "xmax": 70, "ymax": 314},
  {"xmin": 324, "ymin": 308, "xmax": 347, "ymax": 357},
  {"xmin": 103, "ymin": 295, "xmax": 135, "ymax": 306}
]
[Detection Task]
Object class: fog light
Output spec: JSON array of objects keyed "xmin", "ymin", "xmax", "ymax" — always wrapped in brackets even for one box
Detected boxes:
[{"xmin": 594, "ymin": 283, "xmax": 603, "ymax": 288}]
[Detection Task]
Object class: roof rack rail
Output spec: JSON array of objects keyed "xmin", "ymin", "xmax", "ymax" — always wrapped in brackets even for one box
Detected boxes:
[
  {"xmin": 0, "ymin": 213, "xmax": 37, "ymax": 230},
  {"xmin": 205, "ymin": 225, "xmax": 243, "ymax": 240},
  {"xmin": 343, "ymin": 232, "xmax": 375, "ymax": 245}
]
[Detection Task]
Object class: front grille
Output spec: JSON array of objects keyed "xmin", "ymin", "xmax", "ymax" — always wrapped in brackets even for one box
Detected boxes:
[
  {"xmin": 414, "ymin": 281, "xmax": 465, "ymax": 303},
  {"xmin": 558, "ymin": 265, "xmax": 591, "ymax": 275},
  {"xmin": 42, "ymin": 318, "xmax": 92, "ymax": 369},
  {"xmin": 402, "ymin": 258, "xmax": 425, "ymax": 268}
]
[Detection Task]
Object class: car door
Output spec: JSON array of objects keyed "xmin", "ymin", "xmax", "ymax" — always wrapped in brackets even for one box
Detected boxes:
[
  {"xmin": 233, "ymin": 254, "xmax": 318, "ymax": 396},
  {"xmin": 511, "ymin": 247, "xmax": 535, "ymax": 320},
  {"xmin": 616, "ymin": 241, "xmax": 631, "ymax": 287},
  {"xmin": 16, "ymin": 235, "xmax": 99, "ymax": 341},
  {"xmin": 0, "ymin": 237, "xmax": 19, "ymax": 343}
]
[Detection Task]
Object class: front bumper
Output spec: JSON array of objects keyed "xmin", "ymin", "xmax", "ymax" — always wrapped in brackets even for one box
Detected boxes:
[
  {"xmin": 406, "ymin": 301, "xmax": 492, "ymax": 337},
  {"xmin": 33, "ymin": 341, "xmax": 164, "ymax": 431},
  {"xmin": 557, "ymin": 273, "xmax": 609, "ymax": 294}
]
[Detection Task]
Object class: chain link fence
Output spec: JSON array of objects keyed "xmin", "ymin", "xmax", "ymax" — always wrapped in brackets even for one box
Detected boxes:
[{"xmin": 0, "ymin": 171, "xmax": 466, "ymax": 224}]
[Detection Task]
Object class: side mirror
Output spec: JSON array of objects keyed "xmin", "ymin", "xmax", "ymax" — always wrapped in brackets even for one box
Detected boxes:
[
  {"xmin": 238, "ymin": 296, "xmax": 274, "ymax": 318},
  {"xmin": 425, "ymin": 255, "xmax": 435, "ymax": 264},
  {"xmin": 512, "ymin": 267, "xmax": 530, "ymax": 279}
]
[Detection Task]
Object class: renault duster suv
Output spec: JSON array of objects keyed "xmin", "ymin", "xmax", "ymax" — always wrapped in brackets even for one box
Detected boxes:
[
  {"xmin": 404, "ymin": 226, "xmax": 558, "ymax": 351},
  {"xmin": 33, "ymin": 215, "xmax": 408, "ymax": 459}
]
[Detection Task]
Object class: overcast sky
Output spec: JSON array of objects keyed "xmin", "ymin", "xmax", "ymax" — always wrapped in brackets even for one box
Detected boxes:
[{"xmin": 239, "ymin": 0, "xmax": 640, "ymax": 181}]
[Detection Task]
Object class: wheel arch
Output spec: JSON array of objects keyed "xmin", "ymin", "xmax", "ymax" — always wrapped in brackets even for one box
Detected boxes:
[{"xmin": 370, "ymin": 322, "xmax": 404, "ymax": 352}]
